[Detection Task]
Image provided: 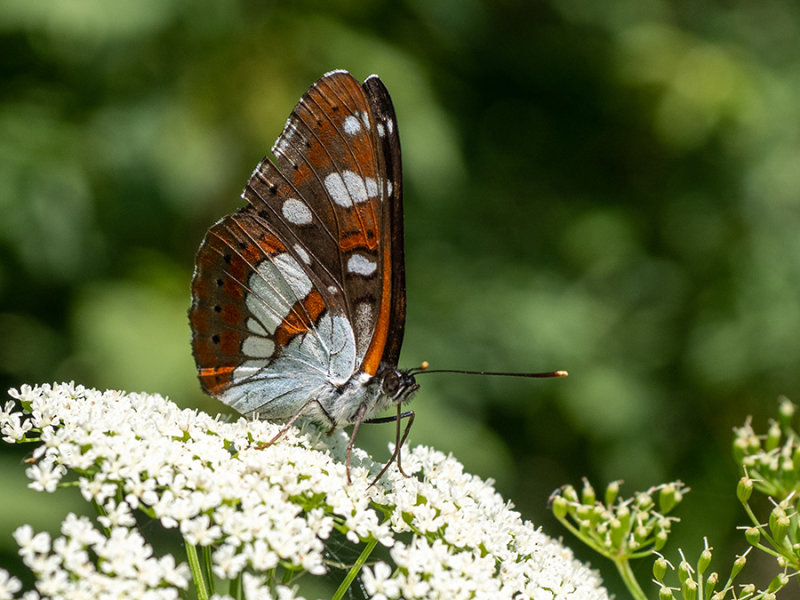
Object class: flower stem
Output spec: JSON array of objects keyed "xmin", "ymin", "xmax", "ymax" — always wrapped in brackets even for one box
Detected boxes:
[
  {"xmin": 185, "ymin": 541, "xmax": 209, "ymax": 600},
  {"xmin": 614, "ymin": 557, "xmax": 648, "ymax": 600},
  {"xmin": 331, "ymin": 537, "xmax": 378, "ymax": 600}
]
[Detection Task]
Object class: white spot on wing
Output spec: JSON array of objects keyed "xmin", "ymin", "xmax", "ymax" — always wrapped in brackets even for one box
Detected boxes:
[
  {"xmin": 377, "ymin": 123, "xmax": 385, "ymax": 138},
  {"xmin": 354, "ymin": 301, "xmax": 373, "ymax": 357},
  {"xmin": 343, "ymin": 115, "xmax": 362, "ymax": 135},
  {"xmin": 365, "ymin": 177, "xmax": 378, "ymax": 198},
  {"xmin": 387, "ymin": 180, "xmax": 393, "ymax": 196},
  {"xmin": 347, "ymin": 254, "xmax": 377, "ymax": 276},
  {"xmin": 361, "ymin": 111, "xmax": 371, "ymax": 130},
  {"xmin": 324, "ymin": 171, "xmax": 371, "ymax": 207},
  {"xmin": 246, "ymin": 253, "xmax": 312, "ymax": 333},
  {"xmin": 386, "ymin": 119, "xmax": 394, "ymax": 135},
  {"xmin": 293, "ymin": 244, "xmax": 311, "ymax": 265},
  {"xmin": 247, "ymin": 318, "xmax": 268, "ymax": 336},
  {"xmin": 282, "ymin": 198, "xmax": 313, "ymax": 225},
  {"xmin": 231, "ymin": 359, "xmax": 268, "ymax": 383},
  {"xmin": 242, "ymin": 336, "xmax": 275, "ymax": 358}
]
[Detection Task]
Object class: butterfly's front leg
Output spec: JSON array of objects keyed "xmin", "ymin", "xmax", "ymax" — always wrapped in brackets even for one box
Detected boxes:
[{"xmin": 254, "ymin": 396, "xmax": 336, "ymax": 450}]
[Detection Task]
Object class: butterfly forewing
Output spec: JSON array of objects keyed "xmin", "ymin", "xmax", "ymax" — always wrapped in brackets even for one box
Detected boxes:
[
  {"xmin": 243, "ymin": 70, "xmax": 396, "ymax": 373},
  {"xmin": 190, "ymin": 70, "xmax": 404, "ymax": 419}
]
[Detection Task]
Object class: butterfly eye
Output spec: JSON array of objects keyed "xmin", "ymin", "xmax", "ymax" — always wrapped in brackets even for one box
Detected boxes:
[{"xmin": 381, "ymin": 370, "xmax": 401, "ymax": 396}]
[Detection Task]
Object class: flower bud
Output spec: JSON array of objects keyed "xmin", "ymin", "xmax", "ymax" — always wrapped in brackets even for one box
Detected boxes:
[
  {"xmin": 609, "ymin": 518, "xmax": 627, "ymax": 549},
  {"xmin": 744, "ymin": 527, "xmax": 760, "ymax": 546},
  {"xmin": 562, "ymin": 485, "xmax": 578, "ymax": 504},
  {"xmin": 633, "ymin": 524, "xmax": 649, "ymax": 545},
  {"xmin": 769, "ymin": 509, "xmax": 789, "ymax": 543},
  {"xmin": 677, "ymin": 560, "xmax": 692, "ymax": 583},
  {"xmin": 605, "ymin": 480, "xmax": 620, "ymax": 507},
  {"xmin": 635, "ymin": 491, "xmax": 654, "ymax": 512},
  {"xmin": 654, "ymin": 528, "xmax": 669, "ymax": 551},
  {"xmin": 765, "ymin": 421, "xmax": 781, "ymax": 451},
  {"xmin": 658, "ymin": 585, "xmax": 675, "ymax": 600},
  {"xmin": 736, "ymin": 477, "xmax": 753, "ymax": 503},
  {"xmin": 767, "ymin": 572, "xmax": 789, "ymax": 593},
  {"xmin": 552, "ymin": 495, "xmax": 568, "ymax": 519},
  {"xmin": 778, "ymin": 396, "xmax": 795, "ymax": 428},
  {"xmin": 731, "ymin": 554, "xmax": 747, "ymax": 580},
  {"xmin": 616, "ymin": 505, "xmax": 631, "ymax": 532},
  {"xmin": 698, "ymin": 547, "xmax": 712, "ymax": 575},
  {"xmin": 681, "ymin": 577, "xmax": 697, "ymax": 600},
  {"xmin": 653, "ymin": 556, "xmax": 668, "ymax": 581},
  {"xmin": 576, "ymin": 504, "xmax": 593, "ymax": 524},
  {"xmin": 705, "ymin": 571, "xmax": 718, "ymax": 595},
  {"xmin": 581, "ymin": 480, "xmax": 596, "ymax": 506},
  {"xmin": 732, "ymin": 436, "xmax": 748, "ymax": 463},
  {"xmin": 739, "ymin": 584, "xmax": 755, "ymax": 597},
  {"xmin": 659, "ymin": 483, "xmax": 680, "ymax": 514}
]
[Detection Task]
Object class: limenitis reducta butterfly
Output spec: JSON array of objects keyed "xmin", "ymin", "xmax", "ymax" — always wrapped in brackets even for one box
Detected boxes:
[{"xmin": 189, "ymin": 70, "xmax": 565, "ymax": 484}]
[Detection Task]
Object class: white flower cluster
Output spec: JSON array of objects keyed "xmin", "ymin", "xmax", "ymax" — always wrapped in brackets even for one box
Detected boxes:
[{"xmin": 0, "ymin": 383, "xmax": 608, "ymax": 600}]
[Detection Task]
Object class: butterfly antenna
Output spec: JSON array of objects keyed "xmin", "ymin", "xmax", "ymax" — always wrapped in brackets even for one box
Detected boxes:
[{"xmin": 408, "ymin": 361, "xmax": 568, "ymax": 379}]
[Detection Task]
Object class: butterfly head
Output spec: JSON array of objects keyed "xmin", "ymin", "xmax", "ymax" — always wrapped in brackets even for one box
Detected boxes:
[{"xmin": 377, "ymin": 366, "xmax": 419, "ymax": 406}]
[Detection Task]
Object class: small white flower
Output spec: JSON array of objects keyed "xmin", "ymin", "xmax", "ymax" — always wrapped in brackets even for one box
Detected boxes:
[
  {"xmin": 361, "ymin": 561, "xmax": 399, "ymax": 600},
  {"xmin": 14, "ymin": 525, "xmax": 50, "ymax": 558},
  {"xmin": 0, "ymin": 568, "xmax": 22, "ymax": 597},
  {"xmin": 180, "ymin": 514, "xmax": 221, "ymax": 546},
  {"xmin": 1, "ymin": 413, "xmax": 32, "ymax": 443},
  {"xmin": 25, "ymin": 457, "xmax": 66, "ymax": 493},
  {"xmin": 212, "ymin": 543, "xmax": 247, "ymax": 579},
  {"xmin": 98, "ymin": 500, "xmax": 137, "ymax": 529}
]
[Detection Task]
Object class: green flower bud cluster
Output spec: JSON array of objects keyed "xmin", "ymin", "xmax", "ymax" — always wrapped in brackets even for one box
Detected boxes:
[
  {"xmin": 551, "ymin": 479, "xmax": 686, "ymax": 561},
  {"xmin": 733, "ymin": 398, "xmax": 800, "ymax": 573},
  {"xmin": 732, "ymin": 397, "xmax": 800, "ymax": 501},
  {"xmin": 652, "ymin": 541, "xmax": 785, "ymax": 600},
  {"xmin": 551, "ymin": 479, "xmax": 688, "ymax": 600}
]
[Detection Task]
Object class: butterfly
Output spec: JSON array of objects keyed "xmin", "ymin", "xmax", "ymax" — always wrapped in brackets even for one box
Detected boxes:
[{"xmin": 189, "ymin": 70, "xmax": 565, "ymax": 484}]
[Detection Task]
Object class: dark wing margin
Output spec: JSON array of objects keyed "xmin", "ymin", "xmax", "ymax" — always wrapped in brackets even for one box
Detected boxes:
[{"xmin": 363, "ymin": 75, "xmax": 406, "ymax": 367}]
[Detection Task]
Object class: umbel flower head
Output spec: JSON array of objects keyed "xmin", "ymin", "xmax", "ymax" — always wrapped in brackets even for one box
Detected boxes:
[{"xmin": 0, "ymin": 383, "xmax": 608, "ymax": 600}]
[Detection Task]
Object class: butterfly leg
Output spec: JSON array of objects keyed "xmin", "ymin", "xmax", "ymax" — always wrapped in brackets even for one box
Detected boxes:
[
  {"xmin": 365, "ymin": 406, "xmax": 416, "ymax": 486},
  {"xmin": 344, "ymin": 403, "xmax": 370, "ymax": 485},
  {"xmin": 253, "ymin": 397, "xmax": 335, "ymax": 450}
]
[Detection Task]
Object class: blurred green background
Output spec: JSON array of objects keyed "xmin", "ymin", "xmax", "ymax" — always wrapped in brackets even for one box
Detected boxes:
[{"xmin": 2, "ymin": 0, "xmax": 799, "ymax": 596}]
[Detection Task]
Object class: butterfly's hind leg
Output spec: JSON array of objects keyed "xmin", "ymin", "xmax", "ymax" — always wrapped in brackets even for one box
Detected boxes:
[{"xmin": 253, "ymin": 397, "xmax": 336, "ymax": 450}]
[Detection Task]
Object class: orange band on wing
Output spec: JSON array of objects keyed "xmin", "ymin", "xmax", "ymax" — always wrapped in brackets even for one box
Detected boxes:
[
  {"xmin": 198, "ymin": 365, "xmax": 236, "ymax": 394},
  {"xmin": 360, "ymin": 244, "xmax": 392, "ymax": 376},
  {"xmin": 274, "ymin": 290, "xmax": 327, "ymax": 347}
]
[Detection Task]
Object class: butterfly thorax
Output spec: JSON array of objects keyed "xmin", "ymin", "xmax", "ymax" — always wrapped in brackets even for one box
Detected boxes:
[{"xmin": 322, "ymin": 366, "xmax": 418, "ymax": 427}]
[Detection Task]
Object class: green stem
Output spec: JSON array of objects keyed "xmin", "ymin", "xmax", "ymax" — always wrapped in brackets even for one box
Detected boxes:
[
  {"xmin": 614, "ymin": 557, "xmax": 648, "ymax": 600},
  {"xmin": 229, "ymin": 573, "xmax": 242, "ymax": 600},
  {"xmin": 554, "ymin": 516, "xmax": 611, "ymax": 559},
  {"xmin": 185, "ymin": 541, "xmax": 209, "ymax": 600},
  {"xmin": 331, "ymin": 537, "xmax": 378, "ymax": 600},
  {"xmin": 90, "ymin": 499, "xmax": 111, "ymax": 537},
  {"xmin": 201, "ymin": 544, "xmax": 215, "ymax": 596}
]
